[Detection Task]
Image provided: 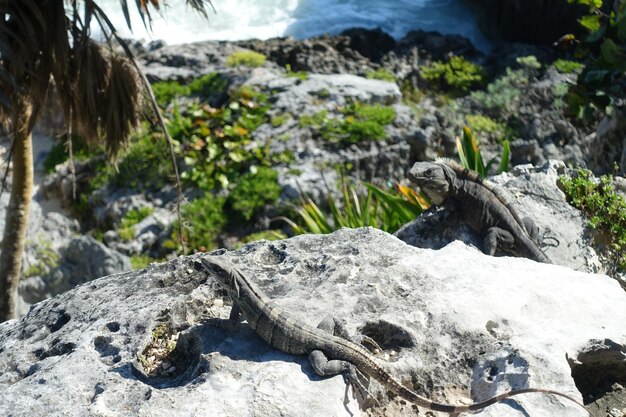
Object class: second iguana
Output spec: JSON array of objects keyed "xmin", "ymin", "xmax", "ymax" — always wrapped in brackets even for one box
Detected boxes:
[{"xmin": 408, "ymin": 159, "xmax": 551, "ymax": 263}]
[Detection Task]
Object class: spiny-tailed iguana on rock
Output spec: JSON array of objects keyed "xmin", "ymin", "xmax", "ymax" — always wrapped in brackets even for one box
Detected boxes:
[
  {"xmin": 199, "ymin": 257, "xmax": 588, "ymax": 415},
  {"xmin": 408, "ymin": 159, "xmax": 551, "ymax": 263}
]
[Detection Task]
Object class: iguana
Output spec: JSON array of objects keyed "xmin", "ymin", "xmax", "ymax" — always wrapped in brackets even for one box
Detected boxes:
[
  {"xmin": 408, "ymin": 159, "xmax": 551, "ymax": 263},
  {"xmin": 199, "ymin": 257, "xmax": 588, "ymax": 415}
]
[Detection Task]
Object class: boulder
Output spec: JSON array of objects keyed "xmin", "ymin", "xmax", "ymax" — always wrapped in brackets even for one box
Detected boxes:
[
  {"xmin": 19, "ymin": 236, "xmax": 131, "ymax": 312},
  {"xmin": 1, "ymin": 228, "xmax": 623, "ymax": 416}
]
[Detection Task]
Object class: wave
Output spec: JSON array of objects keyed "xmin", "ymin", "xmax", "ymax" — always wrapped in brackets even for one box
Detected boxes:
[{"xmin": 97, "ymin": 0, "xmax": 491, "ymax": 50}]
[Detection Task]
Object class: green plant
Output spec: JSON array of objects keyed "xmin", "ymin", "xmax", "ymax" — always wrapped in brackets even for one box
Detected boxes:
[
  {"xmin": 271, "ymin": 114, "xmax": 289, "ymax": 127},
  {"xmin": 152, "ymin": 73, "xmax": 228, "ymax": 107},
  {"xmin": 42, "ymin": 136, "xmax": 103, "ymax": 173},
  {"xmin": 172, "ymin": 193, "xmax": 227, "ymax": 252},
  {"xmin": 285, "ymin": 64, "xmax": 309, "ymax": 81},
  {"xmin": 559, "ymin": 169, "xmax": 626, "ymax": 272},
  {"xmin": 470, "ymin": 68, "xmax": 528, "ymax": 114},
  {"xmin": 22, "ymin": 238, "xmax": 60, "ymax": 278},
  {"xmin": 226, "ymin": 50, "xmax": 267, "ymax": 68},
  {"xmin": 227, "ymin": 167, "xmax": 282, "ymax": 221},
  {"xmin": 420, "ymin": 55, "xmax": 485, "ymax": 95},
  {"xmin": 366, "ymin": 68, "xmax": 397, "ymax": 82},
  {"xmin": 282, "ymin": 176, "xmax": 427, "ymax": 235},
  {"xmin": 117, "ymin": 207, "xmax": 154, "ymax": 242},
  {"xmin": 465, "ymin": 114, "xmax": 514, "ymax": 141},
  {"xmin": 516, "ymin": 55, "xmax": 542, "ymax": 70},
  {"xmin": 456, "ymin": 126, "xmax": 510, "ymax": 176},
  {"xmin": 553, "ymin": 59, "xmax": 584, "ymax": 73},
  {"xmin": 130, "ymin": 254, "xmax": 161, "ymax": 270},
  {"xmin": 299, "ymin": 102, "xmax": 396, "ymax": 145},
  {"xmin": 565, "ymin": 0, "xmax": 626, "ymax": 117}
]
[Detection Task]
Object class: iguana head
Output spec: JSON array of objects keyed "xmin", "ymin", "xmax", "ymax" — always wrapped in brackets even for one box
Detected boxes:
[
  {"xmin": 199, "ymin": 257, "xmax": 241, "ymax": 297},
  {"xmin": 408, "ymin": 162, "xmax": 452, "ymax": 205}
]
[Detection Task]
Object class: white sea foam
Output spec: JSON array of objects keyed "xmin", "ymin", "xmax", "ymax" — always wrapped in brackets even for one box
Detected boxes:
[{"xmin": 97, "ymin": 0, "xmax": 491, "ymax": 50}]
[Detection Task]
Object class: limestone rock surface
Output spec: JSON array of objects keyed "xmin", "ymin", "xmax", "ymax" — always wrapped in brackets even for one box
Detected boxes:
[{"xmin": 1, "ymin": 228, "xmax": 624, "ymax": 417}]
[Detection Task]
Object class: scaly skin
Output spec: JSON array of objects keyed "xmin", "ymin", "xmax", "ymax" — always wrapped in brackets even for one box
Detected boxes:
[
  {"xmin": 408, "ymin": 160, "xmax": 551, "ymax": 263},
  {"xmin": 200, "ymin": 257, "xmax": 587, "ymax": 415}
]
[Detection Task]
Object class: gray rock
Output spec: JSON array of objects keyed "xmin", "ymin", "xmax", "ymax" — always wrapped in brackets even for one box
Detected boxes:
[
  {"xmin": 19, "ymin": 236, "xmax": 131, "ymax": 309},
  {"xmin": 0, "ymin": 228, "xmax": 620, "ymax": 416},
  {"xmin": 396, "ymin": 160, "xmax": 604, "ymax": 274}
]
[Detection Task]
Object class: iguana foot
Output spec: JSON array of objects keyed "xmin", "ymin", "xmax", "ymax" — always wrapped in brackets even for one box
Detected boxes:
[{"xmin": 316, "ymin": 315, "xmax": 381, "ymax": 352}]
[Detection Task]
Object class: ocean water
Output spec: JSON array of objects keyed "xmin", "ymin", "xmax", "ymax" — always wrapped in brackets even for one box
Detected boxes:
[{"xmin": 98, "ymin": 0, "xmax": 491, "ymax": 50}]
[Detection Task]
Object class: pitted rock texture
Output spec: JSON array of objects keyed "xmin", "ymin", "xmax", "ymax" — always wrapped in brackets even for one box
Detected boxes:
[{"xmin": 1, "ymin": 228, "xmax": 624, "ymax": 416}]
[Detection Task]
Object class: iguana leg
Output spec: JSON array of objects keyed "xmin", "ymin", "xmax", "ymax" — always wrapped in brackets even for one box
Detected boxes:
[
  {"xmin": 483, "ymin": 227, "xmax": 515, "ymax": 256},
  {"xmin": 209, "ymin": 303, "xmax": 243, "ymax": 331},
  {"xmin": 309, "ymin": 350, "xmax": 374, "ymax": 404},
  {"xmin": 522, "ymin": 217, "xmax": 541, "ymax": 243},
  {"xmin": 317, "ymin": 315, "xmax": 381, "ymax": 352}
]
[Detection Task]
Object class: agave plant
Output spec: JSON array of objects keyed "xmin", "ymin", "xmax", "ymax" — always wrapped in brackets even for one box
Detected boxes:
[{"xmin": 0, "ymin": 0, "xmax": 212, "ymax": 320}]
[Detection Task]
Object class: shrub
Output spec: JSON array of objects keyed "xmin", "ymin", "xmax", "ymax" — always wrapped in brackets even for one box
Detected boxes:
[
  {"xmin": 365, "ymin": 68, "xmax": 397, "ymax": 82},
  {"xmin": 226, "ymin": 50, "xmax": 267, "ymax": 67},
  {"xmin": 516, "ymin": 55, "xmax": 542, "ymax": 70},
  {"xmin": 420, "ymin": 55, "xmax": 485, "ymax": 95},
  {"xmin": 299, "ymin": 102, "xmax": 396, "ymax": 144},
  {"xmin": 174, "ymin": 193, "xmax": 227, "ymax": 251},
  {"xmin": 470, "ymin": 68, "xmax": 528, "ymax": 113},
  {"xmin": 553, "ymin": 59, "xmax": 583, "ymax": 74},
  {"xmin": 227, "ymin": 166, "xmax": 281, "ymax": 221},
  {"xmin": 152, "ymin": 73, "xmax": 227, "ymax": 107},
  {"xmin": 559, "ymin": 170, "xmax": 626, "ymax": 272}
]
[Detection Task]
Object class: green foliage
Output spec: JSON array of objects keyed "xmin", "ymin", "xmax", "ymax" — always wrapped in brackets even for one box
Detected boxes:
[
  {"xmin": 282, "ymin": 176, "xmax": 426, "ymax": 235},
  {"xmin": 553, "ymin": 59, "xmax": 584, "ymax": 73},
  {"xmin": 271, "ymin": 114, "xmax": 289, "ymax": 127},
  {"xmin": 565, "ymin": 0, "xmax": 626, "ymax": 116},
  {"xmin": 456, "ymin": 126, "xmax": 510, "ymax": 175},
  {"xmin": 226, "ymin": 167, "xmax": 281, "ymax": 221},
  {"xmin": 130, "ymin": 255, "xmax": 161, "ymax": 270},
  {"xmin": 117, "ymin": 207, "xmax": 154, "ymax": 242},
  {"xmin": 226, "ymin": 50, "xmax": 267, "ymax": 67},
  {"xmin": 365, "ymin": 68, "xmax": 397, "ymax": 82},
  {"xmin": 173, "ymin": 193, "xmax": 227, "ymax": 252},
  {"xmin": 516, "ymin": 55, "xmax": 542, "ymax": 70},
  {"xmin": 299, "ymin": 102, "xmax": 396, "ymax": 144},
  {"xmin": 285, "ymin": 64, "xmax": 309, "ymax": 81},
  {"xmin": 42, "ymin": 136, "xmax": 102, "ymax": 173},
  {"xmin": 178, "ymin": 86, "xmax": 292, "ymax": 190},
  {"xmin": 465, "ymin": 114, "xmax": 513, "ymax": 141},
  {"xmin": 559, "ymin": 169, "xmax": 626, "ymax": 272},
  {"xmin": 470, "ymin": 68, "xmax": 528, "ymax": 113},
  {"xmin": 152, "ymin": 73, "xmax": 227, "ymax": 107},
  {"xmin": 23, "ymin": 238, "xmax": 60, "ymax": 278},
  {"xmin": 104, "ymin": 130, "xmax": 172, "ymax": 191},
  {"xmin": 420, "ymin": 55, "xmax": 485, "ymax": 95}
]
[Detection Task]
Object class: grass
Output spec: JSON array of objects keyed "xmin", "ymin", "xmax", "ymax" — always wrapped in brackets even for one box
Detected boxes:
[
  {"xmin": 559, "ymin": 170, "xmax": 626, "ymax": 273},
  {"xmin": 226, "ymin": 50, "xmax": 267, "ymax": 68}
]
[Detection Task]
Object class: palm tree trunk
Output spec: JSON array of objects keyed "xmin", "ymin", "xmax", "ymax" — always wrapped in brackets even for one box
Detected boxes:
[{"xmin": 0, "ymin": 99, "xmax": 34, "ymax": 321}]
